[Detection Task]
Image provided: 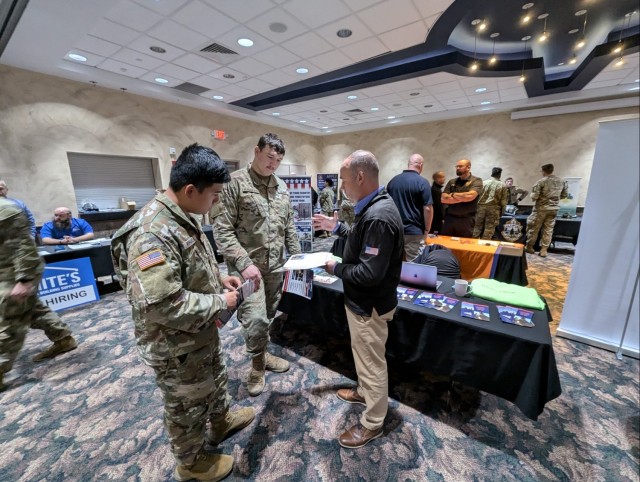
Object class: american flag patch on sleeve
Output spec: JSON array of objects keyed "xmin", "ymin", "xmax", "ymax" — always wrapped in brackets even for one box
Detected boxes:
[
  {"xmin": 364, "ymin": 246, "xmax": 379, "ymax": 256},
  {"xmin": 136, "ymin": 249, "xmax": 166, "ymax": 271}
]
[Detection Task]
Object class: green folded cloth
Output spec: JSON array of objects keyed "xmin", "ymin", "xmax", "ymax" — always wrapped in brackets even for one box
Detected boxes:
[{"xmin": 469, "ymin": 278, "xmax": 545, "ymax": 310}]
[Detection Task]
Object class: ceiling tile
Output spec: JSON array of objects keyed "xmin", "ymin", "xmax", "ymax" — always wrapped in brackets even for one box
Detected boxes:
[
  {"xmin": 63, "ymin": 50, "xmax": 106, "ymax": 67},
  {"xmin": 359, "ymin": 83, "xmax": 399, "ymax": 97},
  {"xmin": 227, "ymin": 57, "xmax": 273, "ymax": 76},
  {"xmin": 155, "ymin": 63, "xmax": 200, "ymax": 82},
  {"xmin": 315, "ymin": 15, "xmax": 375, "ymax": 48},
  {"xmin": 147, "ymin": 19, "xmax": 209, "ymax": 51},
  {"xmin": 75, "ymin": 36, "xmax": 121, "ymax": 57},
  {"xmin": 418, "ymin": 72, "xmax": 459, "ymax": 86},
  {"xmin": 97, "ymin": 58, "xmax": 148, "ymax": 78},
  {"xmin": 497, "ymin": 78, "xmax": 524, "ymax": 90},
  {"xmin": 128, "ymin": 35, "xmax": 185, "ymax": 62},
  {"xmin": 283, "ymin": 0, "xmax": 352, "ymax": 29},
  {"xmin": 111, "ymin": 48, "xmax": 165, "ymax": 71},
  {"xmin": 397, "ymin": 89, "xmax": 433, "ymax": 101},
  {"xmin": 357, "ymin": 0, "xmax": 421, "ymax": 35},
  {"xmin": 435, "ymin": 89, "xmax": 467, "ymax": 100},
  {"xmin": 499, "ymin": 86, "xmax": 527, "ymax": 101},
  {"xmin": 132, "ymin": 0, "xmax": 190, "ymax": 16},
  {"xmin": 173, "ymin": 53, "xmax": 221, "ymax": 74},
  {"xmin": 255, "ymin": 45, "xmax": 302, "ymax": 70},
  {"xmin": 308, "ymin": 50, "xmax": 353, "ymax": 71},
  {"xmin": 417, "ymin": 102, "xmax": 446, "ymax": 113},
  {"xmin": 199, "ymin": 89, "xmax": 227, "ymax": 100},
  {"xmin": 457, "ymin": 76, "xmax": 497, "ymax": 88},
  {"xmin": 391, "ymin": 78, "xmax": 425, "ymax": 91},
  {"xmin": 218, "ymin": 83, "xmax": 254, "ymax": 98},
  {"xmin": 411, "ymin": 0, "xmax": 454, "ymax": 19},
  {"xmin": 341, "ymin": 37, "xmax": 389, "ymax": 63},
  {"xmin": 427, "ymin": 81, "xmax": 462, "ymax": 94},
  {"xmin": 259, "ymin": 69, "xmax": 299, "ymax": 87},
  {"xmin": 190, "ymin": 74, "xmax": 229, "ymax": 90},
  {"xmin": 281, "ymin": 32, "xmax": 334, "ymax": 59},
  {"xmin": 172, "ymin": 1, "xmax": 237, "ymax": 39},
  {"xmin": 138, "ymin": 71, "xmax": 182, "ymax": 87},
  {"xmin": 105, "ymin": 0, "xmax": 163, "ymax": 31},
  {"xmin": 441, "ymin": 99, "xmax": 472, "ymax": 109},
  {"xmin": 469, "ymin": 93, "xmax": 500, "ymax": 106},
  {"xmin": 591, "ymin": 69, "xmax": 633, "ymax": 83},
  {"xmin": 583, "ymin": 79, "xmax": 623, "ymax": 90},
  {"xmin": 378, "ymin": 20, "xmax": 428, "ymax": 52},
  {"xmin": 90, "ymin": 19, "xmax": 140, "ymax": 46},
  {"xmin": 369, "ymin": 92, "xmax": 403, "ymax": 104},
  {"xmin": 621, "ymin": 69, "xmax": 639, "ymax": 84},
  {"xmin": 201, "ymin": 0, "xmax": 274, "ymax": 24},
  {"xmin": 236, "ymin": 77, "xmax": 276, "ymax": 93},
  {"xmin": 406, "ymin": 95, "xmax": 438, "ymax": 106},
  {"xmin": 245, "ymin": 9, "xmax": 310, "ymax": 43},
  {"xmin": 393, "ymin": 106, "xmax": 422, "ymax": 116},
  {"xmin": 207, "ymin": 66, "xmax": 248, "ymax": 83},
  {"xmin": 346, "ymin": 0, "xmax": 386, "ymax": 12}
]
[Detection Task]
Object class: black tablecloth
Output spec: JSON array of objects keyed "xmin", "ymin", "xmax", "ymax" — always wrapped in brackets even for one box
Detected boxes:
[
  {"xmin": 280, "ymin": 277, "xmax": 561, "ymax": 421},
  {"xmin": 496, "ymin": 215, "xmax": 581, "ymax": 245},
  {"xmin": 40, "ymin": 242, "xmax": 115, "ymax": 277}
]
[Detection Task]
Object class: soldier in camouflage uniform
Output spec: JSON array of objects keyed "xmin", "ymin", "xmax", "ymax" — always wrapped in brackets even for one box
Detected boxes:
[
  {"xmin": 339, "ymin": 189, "xmax": 356, "ymax": 225},
  {"xmin": 319, "ymin": 178, "xmax": 336, "ymax": 237},
  {"xmin": 525, "ymin": 163, "xmax": 569, "ymax": 257},
  {"xmin": 215, "ymin": 133, "xmax": 301, "ymax": 396},
  {"xmin": 473, "ymin": 167, "xmax": 508, "ymax": 239},
  {"xmin": 0, "ymin": 200, "xmax": 77, "ymax": 391},
  {"xmin": 505, "ymin": 177, "xmax": 529, "ymax": 209},
  {"xmin": 111, "ymin": 145, "xmax": 254, "ymax": 482}
]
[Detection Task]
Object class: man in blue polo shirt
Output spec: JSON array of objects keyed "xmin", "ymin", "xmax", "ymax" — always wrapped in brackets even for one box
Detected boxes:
[{"xmin": 40, "ymin": 207, "xmax": 94, "ymax": 245}]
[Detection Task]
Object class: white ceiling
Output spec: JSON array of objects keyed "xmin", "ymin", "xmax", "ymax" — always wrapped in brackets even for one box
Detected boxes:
[{"xmin": 2, "ymin": 0, "xmax": 639, "ymax": 135}]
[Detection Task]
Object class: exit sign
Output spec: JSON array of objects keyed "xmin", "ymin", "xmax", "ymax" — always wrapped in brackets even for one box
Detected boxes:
[{"xmin": 212, "ymin": 130, "xmax": 226, "ymax": 140}]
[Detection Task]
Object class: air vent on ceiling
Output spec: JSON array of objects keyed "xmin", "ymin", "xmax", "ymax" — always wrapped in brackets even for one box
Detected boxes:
[
  {"xmin": 197, "ymin": 42, "xmax": 239, "ymax": 65},
  {"xmin": 345, "ymin": 108, "xmax": 365, "ymax": 114},
  {"xmin": 173, "ymin": 82, "xmax": 209, "ymax": 95}
]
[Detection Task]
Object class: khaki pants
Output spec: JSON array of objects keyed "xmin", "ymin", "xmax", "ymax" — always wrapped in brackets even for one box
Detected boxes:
[
  {"xmin": 403, "ymin": 234, "xmax": 424, "ymax": 262},
  {"xmin": 345, "ymin": 305, "xmax": 396, "ymax": 431}
]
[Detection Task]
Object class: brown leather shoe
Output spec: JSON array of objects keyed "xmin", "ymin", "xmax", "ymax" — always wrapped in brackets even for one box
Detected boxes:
[
  {"xmin": 338, "ymin": 423, "xmax": 383, "ymax": 449},
  {"xmin": 336, "ymin": 388, "xmax": 365, "ymax": 406}
]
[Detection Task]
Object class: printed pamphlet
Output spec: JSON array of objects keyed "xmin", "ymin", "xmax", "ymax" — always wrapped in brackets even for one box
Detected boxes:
[
  {"xmin": 283, "ymin": 252, "xmax": 340, "ymax": 270},
  {"xmin": 497, "ymin": 305, "xmax": 535, "ymax": 327},
  {"xmin": 283, "ymin": 268, "xmax": 314, "ymax": 299},
  {"xmin": 216, "ymin": 279, "xmax": 257, "ymax": 329},
  {"xmin": 310, "ymin": 267, "xmax": 338, "ymax": 284},
  {"xmin": 413, "ymin": 292, "xmax": 459, "ymax": 313},
  {"xmin": 397, "ymin": 286, "xmax": 419, "ymax": 302},
  {"xmin": 460, "ymin": 301, "xmax": 491, "ymax": 321}
]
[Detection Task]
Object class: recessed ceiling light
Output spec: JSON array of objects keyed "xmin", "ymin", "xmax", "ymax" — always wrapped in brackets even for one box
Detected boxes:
[
  {"xmin": 522, "ymin": 14, "xmax": 531, "ymax": 23},
  {"xmin": 519, "ymin": 75, "xmax": 526, "ymax": 82},
  {"xmin": 371, "ymin": 107, "xmax": 379, "ymax": 111},
  {"xmin": 213, "ymin": 95, "xmax": 224, "ymax": 100},
  {"xmin": 237, "ymin": 38, "xmax": 254, "ymax": 47},
  {"xmin": 480, "ymin": 107, "xmax": 492, "ymax": 111},
  {"xmin": 481, "ymin": 101, "xmax": 491, "ymax": 105},
  {"xmin": 347, "ymin": 95, "xmax": 358, "ymax": 100},
  {"xmin": 521, "ymin": 35, "xmax": 531, "ymax": 41},
  {"xmin": 475, "ymin": 87, "xmax": 487, "ymax": 93},
  {"xmin": 387, "ymin": 116, "xmax": 396, "ymax": 119},
  {"xmin": 574, "ymin": 10, "xmax": 587, "ymax": 16},
  {"xmin": 568, "ymin": 29, "xmax": 579, "ymax": 34},
  {"xmin": 558, "ymin": 62, "xmax": 565, "ymax": 66},
  {"xmin": 223, "ymin": 73, "xmax": 235, "ymax": 79},
  {"xmin": 269, "ymin": 22, "xmax": 287, "ymax": 33},
  {"xmin": 337, "ymin": 29, "xmax": 352, "ymax": 38},
  {"xmin": 537, "ymin": 13, "xmax": 548, "ymax": 19},
  {"xmin": 296, "ymin": 67, "xmax": 309, "ymax": 74},
  {"xmin": 271, "ymin": 112, "xmax": 280, "ymax": 116},
  {"xmin": 299, "ymin": 120, "xmax": 307, "ymax": 123},
  {"xmin": 615, "ymin": 57, "xmax": 625, "ymax": 67},
  {"xmin": 522, "ymin": 3, "xmax": 534, "ymax": 9},
  {"xmin": 629, "ymin": 86, "xmax": 640, "ymax": 91},
  {"xmin": 635, "ymin": 79, "xmax": 639, "ymax": 82},
  {"xmin": 68, "ymin": 53, "xmax": 87, "ymax": 62},
  {"xmin": 471, "ymin": 19, "xmax": 482, "ymax": 25},
  {"xmin": 154, "ymin": 77, "xmax": 169, "ymax": 84},
  {"xmin": 321, "ymin": 126, "xmax": 329, "ymax": 129},
  {"xmin": 150, "ymin": 46, "xmax": 166, "ymax": 54},
  {"xmin": 613, "ymin": 44, "xmax": 623, "ymax": 54},
  {"xmin": 410, "ymin": 92, "xmax": 420, "ymax": 96},
  {"xmin": 569, "ymin": 55, "xmax": 577, "ymax": 65},
  {"xmin": 576, "ymin": 39, "xmax": 586, "ymax": 49}
]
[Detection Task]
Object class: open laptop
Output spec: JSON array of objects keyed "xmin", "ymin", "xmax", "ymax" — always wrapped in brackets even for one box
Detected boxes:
[{"xmin": 399, "ymin": 262, "xmax": 442, "ymax": 291}]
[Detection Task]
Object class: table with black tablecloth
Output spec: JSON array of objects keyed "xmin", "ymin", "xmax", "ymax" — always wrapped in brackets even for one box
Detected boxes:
[
  {"xmin": 496, "ymin": 215, "xmax": 582, "ymax": 246},
  {"xmin": 40, "ymin": 240, "xmax": 115, "ymax": 277},
  {"xmin": 280, "ymin": 277, "xmax": 561, "ymax": 421}
]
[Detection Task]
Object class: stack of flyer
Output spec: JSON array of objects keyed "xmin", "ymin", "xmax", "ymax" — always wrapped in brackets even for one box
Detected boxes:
[
  {"xmin": 413, "ymin": 292, "xmax": 459, "ymax": 313},
  {"xmin": 497, "ymin": 305, "xmax": 535, "ymax": 327},
  {"xmin": 396, "ymin": 286, "xmax": 419, "ymax": 302},
  {"xmin": 460, "ymin": 301, "xmax": 490, "ymax": 321}
]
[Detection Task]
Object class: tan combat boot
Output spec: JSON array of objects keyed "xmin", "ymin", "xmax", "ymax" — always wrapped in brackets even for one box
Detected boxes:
[
  {"xmin": 265, "ymin": 352, "xmax": 290, "ymax": 372},
  {"xmin": 539, "ymin": 247, "xmax": 548, "ymax": 257},
  {"xmin": 525, "ymin": 245, "xmax": 535, "ymax": 254},
  {"xmin": 247, "ymin": 353, "xmax": 266, "ymax": 396},
  {"xmin": 207, "ymin": 407, "xmax": 256, "ymax": 445},
  {"xmin": 174, "ymin": 451, "xmax": 233, "ymax": 482},
  {"xmin": 32, "ymin": 335, "xmax": 77, "ymax": 362}
]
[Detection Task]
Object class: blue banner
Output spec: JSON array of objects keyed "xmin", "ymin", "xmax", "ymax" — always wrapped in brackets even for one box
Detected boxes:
[{"xmin": 37, "ymin": 257, "xmax": 99, "ymax": 311}]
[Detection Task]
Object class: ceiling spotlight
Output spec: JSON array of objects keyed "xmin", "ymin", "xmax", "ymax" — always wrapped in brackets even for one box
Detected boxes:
[
  {"xmin": 489, "ymin": 32, "xmax": 499, "ymax": 65},
  {"xmin": 539, "ymin": 31, "xmax": 548, "ymax": 42},
  {"xmin": 575, "ymin": 10, "xmax": 587, "ymax": 16},
  {"xmin": 519, "ymin": 74, "xmax": 526, "ymax": 82},
  {"xmin": 154, "ymin": 77, "xmax": 169, "ymax": 84},
  {"xmin": 615, "ymin": 57, "xmax": 625, "ymax": 67},
  {"xmin": 568, "ymin": 29, "xmax": 579, "ymax": 34},
  {"xmin": 371, "ymin": 107, "xmax": 379, "ymax": 111},
  {"xmin": 470, "ymin": 62, "xmax": 479, "ymax": 71},
  {"xmin": 522, "ymin": 3, "xmax": 534, "ymax": 9},
  {"xmin": 213, "ymin": 95, "xmax": 224, "ymax": 100},
  {"xmin": 337, "ymin": 29, "xmax": 352, "ymax": 38},
  {"xmin": 569, "ymin": 55, "xmax": 577, "ymax": 65},
  {"xmin": 576, "ymin": 38, "xmax": 585, "ymax": 49},
  {"xmin": 480, "ymin": 101, "xmax": 491, "ymax": 105},
  {"xmin": 237, "ymin": 38, "xmax": 254, "ymax": 47},
  {"xmin": 387, "ymin": 116, "xmax": 396, "ymax": 119},
  {"xmin": 522, "ymin": 14, "xmax": 531, "ymax": 24},
  {"xmin": 296, "ymin": 67, "xmax": 309, "ymax": 74},
  {"xmin": 478, "ymin": 22, "xmax": 487, "ymax": 31},
  {"xmin": 489, "ymin": 55, "xmax": 497, "ymax": 64},
  {"xmin": 475, "ymin": 87, "xmax": 487, "ymax": 93},
  {"xmin": 347, "ymin": 95, "xmax": 358, "ymax": 100},
  {"xmin": 613, "ymin": 44, "xmax": 623, "ymax": 54},
  {"xmin": 321, "ymin": 126, "xmax": 329, "ymax": 129},
  {"xmin": 271, "ymin": 112, "xmax": 280, "ymax": 116},
  {"xmin": 299, "ymin": 120, "xmax": 307, "ymax": 123},
  {"xmin": 68, "ymin": 53, "xmax": 87, "ymax": 62},
  {"xmin": 558, "ymin": 62, "xmax": 565, "ymax": 66}
]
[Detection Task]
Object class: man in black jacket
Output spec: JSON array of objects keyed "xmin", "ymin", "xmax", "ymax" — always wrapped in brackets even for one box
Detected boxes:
[{"xmin": 312, "ymin": 150, "xmax": 404, "ymax": 449}]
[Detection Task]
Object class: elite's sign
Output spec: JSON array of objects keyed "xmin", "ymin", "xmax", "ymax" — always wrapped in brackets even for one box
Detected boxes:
[{"xmin": 38, "ymin": 258, "xmax": 99, "ymax": 311}]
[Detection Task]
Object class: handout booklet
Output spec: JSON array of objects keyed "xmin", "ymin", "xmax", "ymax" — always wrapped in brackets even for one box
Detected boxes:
[
  {"xmin": 397, "ymin": 286, "xmax": 419, "ymax": 302},
  {"xmin": 413, "ymin": 292, "xmax": 459, "ymax": 313},
  {"xmin": 497, "ymin": 305, "xmax": 535, "ymax": 327},
  {"xmin": 215, "ymin": 279, "xmax": 257, "ymax": 328},
  {"xmin": 460, "ymin": 301, "xmax": 491, "ymax": 321}
]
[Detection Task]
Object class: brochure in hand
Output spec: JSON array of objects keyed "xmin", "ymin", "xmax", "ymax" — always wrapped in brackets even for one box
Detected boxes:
[
  {"xmin": 413, "ymin": 292, "xmax": 459, "ymax": 313},
  {"xmin": 460, "ymin": 301, "xmax": 491, "ymax": 321},
  {"xmin": 497, "ymin": 305, "xmax": 535, "ymax": 327},
  {"xmin": 311, "ymin": 267, "xmax": 338, "ymax": 285},
  {"xmin": 215, "ymin": 279, "xmax": 257, "ymax": 329},
  {"xmin": 396, "ymin": 286, "xmax": 419, "ymax": 302}
]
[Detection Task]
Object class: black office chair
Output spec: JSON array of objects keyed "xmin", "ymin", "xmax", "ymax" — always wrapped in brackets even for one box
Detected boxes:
[{"xmin": 412, "ymin": 244, "xmax": 461, "ymax": 279}]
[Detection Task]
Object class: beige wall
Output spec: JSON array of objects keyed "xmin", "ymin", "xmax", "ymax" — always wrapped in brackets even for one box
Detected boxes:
[{"xmin": 1, "ymin": 64, "xmax": 636, "ymax": 224}]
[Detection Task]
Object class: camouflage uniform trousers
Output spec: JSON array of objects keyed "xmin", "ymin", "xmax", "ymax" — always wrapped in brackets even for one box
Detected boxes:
[
  {"xmin": 526, "ymin": 209, "xmax": 558, "ymax": 249},
  {"xmin": 473, "ymin": 205, "xmax": 502, "ymax": 239},
  {"xmin": 151, "ymin": 339, "xmax": 230, "ymax": 466},
  {"xmin": 0, "ymin": 283, "xmax": 72, "ymax": 375},
  {"xmin": 228, "ymin": 269, "xmax": 284, "ymax": 357}
]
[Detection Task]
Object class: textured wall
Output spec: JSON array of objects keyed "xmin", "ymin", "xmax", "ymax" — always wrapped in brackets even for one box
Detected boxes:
[{"xmin": 1, "ymin": 64, "xmax": 636, "ymax": 223}]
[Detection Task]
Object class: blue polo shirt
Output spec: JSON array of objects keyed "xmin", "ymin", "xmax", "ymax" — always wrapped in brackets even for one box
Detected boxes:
[
  {"xmin": 386, "ymin": 170, "xmax": 433, "ymax": 235},
  {"xmin": 40, "ymin": 218, "xmax": 93, "ymax": 239}
]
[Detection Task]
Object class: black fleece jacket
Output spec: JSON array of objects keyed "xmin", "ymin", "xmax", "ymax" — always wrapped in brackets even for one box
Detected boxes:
[{"xmin": 334, "ymin": 188, "xmax": 404, "ymax": 317}]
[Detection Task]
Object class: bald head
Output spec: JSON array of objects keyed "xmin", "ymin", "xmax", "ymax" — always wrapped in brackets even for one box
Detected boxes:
[
  {"xmin": 340, "ymin": 150, "xmax": 379, "ymax": 203},
  {"xmin": 0, "ymin": 180, "xmax": 7, "ymax": 197},
  {"xmin": 407, "ymin": 153, "xmax": 424, "ymax": 173},
  {"xmin": 455, "ymin": 159, "xmax": 472, "ymax": 180}
]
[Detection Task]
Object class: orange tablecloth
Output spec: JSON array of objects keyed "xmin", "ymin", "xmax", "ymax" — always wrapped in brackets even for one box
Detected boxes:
[{"xmin": 426, "ymin": 235, "xmax": 524, "ymax": 281}]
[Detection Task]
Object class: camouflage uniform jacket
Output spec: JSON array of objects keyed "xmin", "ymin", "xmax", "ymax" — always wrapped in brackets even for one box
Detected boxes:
[
  {"xmin": 478, "ymin": 178, "xmax": 508, "ymax": 210},
  {"xmin": 215, "ymin": 166, "xmax": 301, "ymax": 274},
  {"xmin": 531, "ymin": 175, "xmax": 569, "ymax": 211},
  {"xmin": 507, "ymin": 185, "xmax": 529, "ymax": 205},
  {"xmin": 319, "ymin": 186, "xmax": 335, "ymax": 214},
  {"xmin": 111, "ymin": 193, "xmax": 227, "ymax": 365},
  {"xmin": 0, "ymin": 199, "xmax": 43, "ymax": 286}
]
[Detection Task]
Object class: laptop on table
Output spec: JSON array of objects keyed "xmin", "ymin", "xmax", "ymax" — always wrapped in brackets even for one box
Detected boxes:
[{"xmin": 399, "ymin": 262, "xmax": 442, "ymax": 291}]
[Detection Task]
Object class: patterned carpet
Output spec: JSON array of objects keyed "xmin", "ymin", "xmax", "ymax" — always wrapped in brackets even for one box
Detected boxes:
[{"xmin": 0, "ymin": 238, "xmax": 638, "ymax": 481}]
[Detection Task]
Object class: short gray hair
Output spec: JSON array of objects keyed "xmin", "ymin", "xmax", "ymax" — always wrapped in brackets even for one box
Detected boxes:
[{"xmin": 346, "ymin": 150, "xmax": 379, "ymax": 179}]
